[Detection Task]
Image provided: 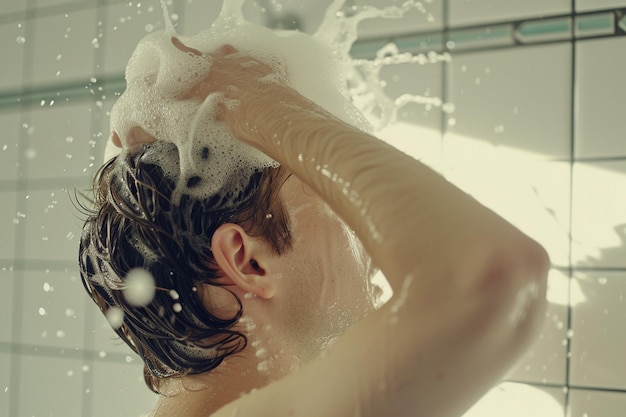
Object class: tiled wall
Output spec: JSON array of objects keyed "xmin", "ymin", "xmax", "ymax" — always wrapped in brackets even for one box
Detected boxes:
[{"xmin": 1, "ymin": 0, "xmax": 625, "ymax": 416}]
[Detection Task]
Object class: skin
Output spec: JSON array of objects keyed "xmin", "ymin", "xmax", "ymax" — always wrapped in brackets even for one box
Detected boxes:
[{"xmin": 112, "ymin": 40, "xmax": 551, "ymax": 417}]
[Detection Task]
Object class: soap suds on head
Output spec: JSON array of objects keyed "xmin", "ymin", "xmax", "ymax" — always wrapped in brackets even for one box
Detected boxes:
[{"xmin": 108, "ymin": 0, "xmax": 371, "ymax": 208}]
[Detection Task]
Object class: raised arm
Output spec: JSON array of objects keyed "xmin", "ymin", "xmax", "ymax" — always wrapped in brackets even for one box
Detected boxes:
[{"xmin": 204, "ymin": 45, "xmax": 550, "ymax": 417}]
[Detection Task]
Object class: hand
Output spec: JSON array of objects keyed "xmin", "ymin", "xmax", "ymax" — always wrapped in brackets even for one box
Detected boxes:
[{"xmin": 174, "ymin": 40, "xmax": 295, "ymax": 146}]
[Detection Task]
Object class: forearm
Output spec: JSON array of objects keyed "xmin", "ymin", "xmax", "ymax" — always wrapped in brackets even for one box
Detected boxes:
[{"xmin": 236, "ymin": 90, "xmax": 547, "ymax": 290}]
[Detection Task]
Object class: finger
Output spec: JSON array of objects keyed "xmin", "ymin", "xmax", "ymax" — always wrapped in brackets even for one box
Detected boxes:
[
  {"xmin": 171, "ymin": 37, "xmax": 202, "ymax": 56},
  {"xmin": 126, "ymin": 126, "xmax": 157, "ymax": 149},
  {"xmin": 215, "ymin": 44, "xmax": 238, "ymax": 56},
  {"xmin": 111, "ymin": 131, "xmax": 122, "ymax": 148}
]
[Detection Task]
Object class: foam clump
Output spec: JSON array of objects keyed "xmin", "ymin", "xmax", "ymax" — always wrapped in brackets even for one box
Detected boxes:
[{"xmin": 107, "ymin": 0, "xmax": 369, "ymax": 207}]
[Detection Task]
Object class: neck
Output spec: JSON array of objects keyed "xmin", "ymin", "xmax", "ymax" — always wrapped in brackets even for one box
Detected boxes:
[{"xmin": 151, "ymin": 326, "xmax": 304, "ymax": 417}]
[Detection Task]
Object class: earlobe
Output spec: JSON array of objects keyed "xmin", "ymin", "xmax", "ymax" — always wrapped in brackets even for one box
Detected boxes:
[{"xmin": 211, "ymin": 224, "xmax": 276, "ymax": 299}]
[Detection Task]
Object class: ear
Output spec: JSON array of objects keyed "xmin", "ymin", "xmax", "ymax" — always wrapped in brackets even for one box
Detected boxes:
[{"xmin": 211, "ymin": 223, "xmax": 276, "ymax": 299}]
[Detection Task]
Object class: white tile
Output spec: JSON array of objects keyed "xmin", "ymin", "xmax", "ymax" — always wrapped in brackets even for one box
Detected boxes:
[
  {"xmin": 91, "ymin": 360, "xmax": 158, "ymax": 417},
  {"xmin": 575, "ymin": 37, "xmax": 626, "ymax": 159},
  {"xmin": 31, "ymin": 8, "xmax": 97, "ymax": 85},
  {"xmin": 570, "ymin": 271, "xmax": 626, "ymax": 389},
  {"xmin": 507, "ymin": 269, "xmax": 569, "ymax": 384},
  {"xmin": 463, "ymin": 382, "xmax": 565, "ymax": 417},
  {"xmin": 0, "ymin": 111, "xmax": 21, "ymax": 180},
  {"xmin": 0, "ymin": 22, "xmax": 26, "ymax": 91},
  {"xmin": 18, "ymin": 354, "xmax": 84, "ymax": 417},
  {"xmin": 0, "ymin": 192, "xmax": 18, "ymax": 260},
  {"xmin": 22, "ymin": 188, "xmax": 82, "ymax": 261},
  {"xmin": 576, "ymin": 0, "xmax": 626, "ymax": 12},
  {"xmin": 25, "ymin": 103, "xmax": 95, "ymax": 179},
  {"xmin": 2, "ymin": 0, "xmax": 28, "ymax": 15},
  {"xmin": 102, "ymin": 2, "xmax": 167, "ymax": 76},
  {"xmin": 20, "ymin": 269, "xmax": 86, "ymax": 349},
  {"xmin": 569, "ymin": 388, "xmax": 626, "ymax": 417},
  {"xmin": 0, "ymin": 353, "xmax": 10, "ymax": 417},
  {"xmin": 443, "ymin": 157, "xmax": 571, "ymax": 267},
  {"xmin": 377, "ymin": 62, "xmax": 443, "ymax": 171},
  {"xmin": 449, "ymin": 0, "xmax": 571, "ymax": 27},
  {"xmin": 356, "ymin": 0, "xmax": 444, "ymax": 38},
  {"xmin": 446, "ymin": 44, "xmax": 572, "ymax": 160},
  {"xmin": 0, "ymin": 270, "xmax": 15, "ymax": 343},
  {"xmin": 571, "ymin": 161, "xmax": 626, "ymax": 268}
]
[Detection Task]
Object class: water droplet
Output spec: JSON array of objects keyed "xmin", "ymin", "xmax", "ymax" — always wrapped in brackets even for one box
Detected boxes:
[
  {"xmin": 65, "ymin": 308, "xmax": 75, "ymax": 317},
  {"xmin": 65, "ymin": 136, "xmax": 74, "ymax": 143},
  {"xmin": 16, "ymin": 36, "xmax": 26, "ymax": 45},
  {"xmin": 56, "ymin": 330, "xmax": 66, "ymax": 338},
  {"xmin": 173, "ymin": 303, "xmax": 182, "ymax": 312},
  {"xmin": 105, "ymin": 306, "xmax": 124, "ymax": 329},
  {"xmin": 442, "ymin": 102, "xmax": 456, "ymax": 114},
  {"xmin": 38, "ymin": 307, "xmax": 46, "ymax": 316},
  {"xmin": 598, "ymin": 276, "xmax": 608, "ymax": 285},
  {"xmin": 123, "ymin": 269, "xmax": 155, "ymax": 306}
]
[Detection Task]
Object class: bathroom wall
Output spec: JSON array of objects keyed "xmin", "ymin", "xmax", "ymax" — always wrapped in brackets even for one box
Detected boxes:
[{"xmin": 1, "ymin": 0, "xmax": 625, "ymax": 416}]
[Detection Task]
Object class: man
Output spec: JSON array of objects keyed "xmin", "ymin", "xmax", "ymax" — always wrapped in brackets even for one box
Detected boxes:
[{"xmin": 80, "ymin": 42, "xmax": 549, "ymax": 417}]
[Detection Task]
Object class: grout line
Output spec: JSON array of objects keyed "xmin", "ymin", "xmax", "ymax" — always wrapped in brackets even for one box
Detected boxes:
[
  {"xmin": 506, "ymin": 379, "xmax": 626, "ymax": 395},
  {"xmin": 568, "ymin": 385, "xmax": 626, "ymax": 394},
  {"xmin": 0, "ymin": 341, "xmax": 137, "ymax": 364},
  {"xmin": 440, "ymin": 0, "xmax": 449, "ymax": 171},
  {"xmin": 570, "ymin": 266, "xmax": 626, "ymax": 272},
  {"xmin": 0, "ymin": 177, "xmax": 94, "ymax": 193},
  {"xmin": 7, "ymin": 0, "xmax": 38, "ymax": 412},
  {"xmin": 564, "ymin": 0, "xmax": 577, "ymax": 413},
  {"xmin": 0, "ymin": 0, "xmax": 128, "ymax": 25}
]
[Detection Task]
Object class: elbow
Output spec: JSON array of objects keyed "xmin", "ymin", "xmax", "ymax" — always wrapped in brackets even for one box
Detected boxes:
[{"xmin": 479, "ymin": 238, "xmax": 551, "ymax": 347}]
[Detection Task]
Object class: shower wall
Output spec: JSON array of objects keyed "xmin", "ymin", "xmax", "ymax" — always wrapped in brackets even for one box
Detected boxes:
[{"xmin": 1, "ymin": 0, "xmax": 625, "ymax": 416}]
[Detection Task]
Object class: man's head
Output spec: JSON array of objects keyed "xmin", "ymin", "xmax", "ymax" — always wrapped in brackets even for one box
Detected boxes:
[
  {"xmin": 79, "ymin": 141, "xmax": 292, "ymax": 391},
  {"xmin": 80, "ymin": 140, "xmax": 377, "ymax": 393}
]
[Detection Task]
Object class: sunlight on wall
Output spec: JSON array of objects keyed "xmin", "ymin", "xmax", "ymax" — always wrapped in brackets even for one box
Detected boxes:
[{"xmin": 463, "ymin": 382, "xmax": 563, "ymax": 417}]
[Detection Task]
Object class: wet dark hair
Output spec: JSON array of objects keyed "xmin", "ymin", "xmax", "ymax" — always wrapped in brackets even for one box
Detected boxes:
[{"xmin": 78, "ymin": 142, "xmax": 292, "ymax": 393}]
